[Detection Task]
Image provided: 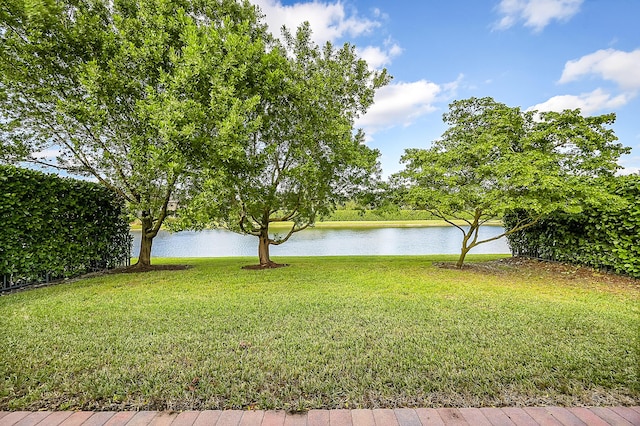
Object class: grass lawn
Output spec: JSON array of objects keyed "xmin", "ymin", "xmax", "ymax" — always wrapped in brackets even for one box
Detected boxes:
[{"xmin": 0, "ymin": 255, "xmax": 638, "ymax": 411}]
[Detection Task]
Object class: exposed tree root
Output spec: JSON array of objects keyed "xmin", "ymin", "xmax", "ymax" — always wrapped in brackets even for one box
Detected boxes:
[
  {"xmin": 122, "ymin": 264, "xmax": 190, "ymax": 273},
  {"xmin": 241, "ymin": 262, "xmax": 289, "ymax": 270}
]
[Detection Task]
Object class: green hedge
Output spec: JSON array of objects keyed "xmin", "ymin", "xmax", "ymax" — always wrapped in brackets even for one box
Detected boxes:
[
  {"xmin": 504, "ymin": 175, "xmax": 640, "ymax": 278},
  {"xmin": 0, "ymin": 165, "xmax": 131, "ymax": 291}
]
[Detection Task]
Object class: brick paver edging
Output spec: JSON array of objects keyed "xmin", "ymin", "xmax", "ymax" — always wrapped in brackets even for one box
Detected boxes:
[{"xmin": 1, "ymin": 407, "xmax": 639, "ymax": 426}]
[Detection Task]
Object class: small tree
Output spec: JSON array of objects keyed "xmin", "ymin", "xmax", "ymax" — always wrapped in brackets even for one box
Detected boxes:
[
  {"xmin": 0, "ymin": 0, "xmax": 264, "ymax": 268},
  {"xmin": 398, "ymin": 97, "xmax": 629, "ymax": 268},
  {"xmin": 179, "ymin": 23, "xmax": 389, "ymax": 267}
]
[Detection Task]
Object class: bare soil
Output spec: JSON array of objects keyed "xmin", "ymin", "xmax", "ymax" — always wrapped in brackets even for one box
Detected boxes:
[
  {"xmin": 119, "ymin": 264, "xmax": 191, "ymax": 273},
  {"xmin": 241, "ymin": 262, "xmax": 289, "ymax": 270}
]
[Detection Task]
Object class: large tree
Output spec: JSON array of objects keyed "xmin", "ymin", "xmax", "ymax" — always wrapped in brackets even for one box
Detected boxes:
[
  {"xmin": 178, "ymin": 23, "xmax": 389, "ymax": 267},
  {"xmin": 0, "ymin": 0, "xmax": 264, "ymax": 268},
  {"xmin": 398, "ymin": 97, "xmax": 629, "ymax": 268}
]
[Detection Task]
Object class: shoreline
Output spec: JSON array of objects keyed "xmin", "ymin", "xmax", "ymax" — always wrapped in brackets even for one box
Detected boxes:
[{"xmin": 130, "ymin": 219, "xmax": 504, "ymax": 231}]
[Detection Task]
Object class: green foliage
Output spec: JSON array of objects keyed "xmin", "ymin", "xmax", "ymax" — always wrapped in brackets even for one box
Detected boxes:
[
  {"xmin": 398, "ymin": 97, "xmax": 630, "ymax": 267},
  {"xmin": 0, "ymin": 0, "xmax": 266, "ymax": 265},
  {"xmin": 0, "ymin": 165, "xmax": 130, "ymax": 290},
  {"xmin": 505, "ymin": 174, "xmax": 640, "ymax": 278},
  {"xmin": 178, "ymin": 23, "xmax": 389, "ymax": 265}
]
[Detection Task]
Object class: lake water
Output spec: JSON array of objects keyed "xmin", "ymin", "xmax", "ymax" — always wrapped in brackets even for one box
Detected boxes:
[{"xmin": 131, "ymin": 226, "xmax": 511, "ymax": 257}]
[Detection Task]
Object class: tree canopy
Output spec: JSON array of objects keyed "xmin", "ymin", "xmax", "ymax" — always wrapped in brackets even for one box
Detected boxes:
[
  {"xmin": 0, "ymin": 0, "xmax": 265, "ymax": 267},
  {"xmin": 177, "ymin": 23, "xmax": 389, "ymax": 267},
  {"xmin": 398, "ymin": 97, "xmax": 630, "ymax": 267}
]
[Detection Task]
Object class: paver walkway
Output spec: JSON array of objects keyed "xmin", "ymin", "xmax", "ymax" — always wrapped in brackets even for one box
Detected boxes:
[{"xmin": 1, "ymin": 407, "xmax": 639, "ymax": 426}]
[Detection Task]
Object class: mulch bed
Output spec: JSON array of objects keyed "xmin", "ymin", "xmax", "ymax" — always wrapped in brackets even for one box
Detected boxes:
[
  {"xmin": 1, "ymin": 264, "xmax": 192, "ymax": 295},
  {"xmin": 436, "ymin": 257, "xmax": 639, "ymax": 291},
  {"xmin": 241, "ymin": 263, "xmax": 289, "ymax": 270},
  {"xmin": 118, "ymin": 264, "xmax": 191, "ymax": 273}
]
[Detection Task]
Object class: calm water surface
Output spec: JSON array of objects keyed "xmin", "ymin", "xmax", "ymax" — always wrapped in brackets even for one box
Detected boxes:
[{"xmin": 131, "ymin": 226, "xmax": 510, "ymax": 257}]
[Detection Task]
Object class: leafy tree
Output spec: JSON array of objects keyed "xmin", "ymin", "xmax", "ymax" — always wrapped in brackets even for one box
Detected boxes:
[
  {"xmin": 398, "ymin": 97, "xmax": 629, "ymax": 268},
  {"xmin": 0, "ymin": 0, "xmax": 264, "ymax": 267},
  {"xmin": 178, "ymin": 23, "xmax": 389, "ymax": 267}
]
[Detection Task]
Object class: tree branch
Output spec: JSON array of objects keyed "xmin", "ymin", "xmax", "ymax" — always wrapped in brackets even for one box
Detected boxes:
[
  {"xmin": 78, "ymin": 118, "xmax": 140, "ymax": 202},
  {"xmin": 473, "ymin": 213, "xmax": 543, "ymax": 246},
  {"xmin": 426, "ymin": 208, "xmax": 466, "ymax": 233},
  {"xmin": 11, "ymin": 84, "xmax": 135, "ymax": 202},
  {"xmin": 270, "ymin": 222, "xmax": 310, "ymax": 245},
  {"xmin": 270, "ymin": 207, "xmax": 299, "ymax": 222},
  {"xmin": 149, "ymin": 172, "xmax": 180, "ymax": 237},
  {"xmin": 238, "ymin": 202, "xmax": 261, "ymax": 236}
]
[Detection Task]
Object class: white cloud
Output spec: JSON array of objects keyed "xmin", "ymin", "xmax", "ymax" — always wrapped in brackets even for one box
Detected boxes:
[
  {"xmin": 441, "ymin": 74, "xmax": 464, "ymax": 97},
  {"xmin": 536, "ymin": 48, "xmax": 640, "ymax": 116},
  {"xmin": 356, "ymin": 75, "xmax": 463, "ymax": 138},
  {"xmin": 494, "ymin": 0, "xmax": 583, "ymax": 32},
  {"xmin": 250, "ymin": 1, "xmax": 402, "ymax": 69},
  {"xmin": 528, "ymin": 88, "xmax": 631, "ymax": 115},
  {"xmin": 251, "ymin": 0, "xmax": 380, "ymax": 45},
  {"xmin": 559, "ymin": 48, "xmax": 640, "ymax": 90},
  {"xmin": 33, "ymin": 147, "xmax": 61, "ymax": 160},
  {"xmin": 371, "ymin": 8, "xmax": 388, "ymax": 20},
  {"xmin": 356, "ymin": 38, "xmax": 403, "ymax": 70},
  {"xmin": 356, "ymin": 46, "xmax": 392, "ymax": 69},
  {"xmin": 356, "ymin": 80, "xmax": 442, "ymax": 136},
  {"xmin": 618, "ymin": 166, "xmax": 639, "ymax": 176}
]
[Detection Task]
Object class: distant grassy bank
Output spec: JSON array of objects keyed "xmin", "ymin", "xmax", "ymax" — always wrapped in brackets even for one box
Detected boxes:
[
  {"xmin": 130, "ymin": 217, "xmax": 504, "ymax": 231},
  {"xmin": 1, "ymin": 256, "xmax": 637, "ymax": 411},
  {"xmin": 272, "ymin": 219, "xmax": 503, "ymax": 229}
]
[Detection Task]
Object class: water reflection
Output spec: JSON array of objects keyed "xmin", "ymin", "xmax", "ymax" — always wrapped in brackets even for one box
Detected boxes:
[{"xmin": 131, "ymin": 226, "xmax": 510, "ymax": 257}]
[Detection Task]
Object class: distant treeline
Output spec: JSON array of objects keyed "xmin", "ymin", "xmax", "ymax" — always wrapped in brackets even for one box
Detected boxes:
[{"xmin": 322, "ymin": 203, "xmax": 437, "ymax": 221}]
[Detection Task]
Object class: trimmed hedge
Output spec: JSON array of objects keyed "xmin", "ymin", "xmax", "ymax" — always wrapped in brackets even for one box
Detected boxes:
[
  {"xmin": 0, "ymin": 165, "xmax": 131, "ymax": 291},
  {"xmin": 505, "ymin": 175, "xmax": 640, "ymax": 278}
]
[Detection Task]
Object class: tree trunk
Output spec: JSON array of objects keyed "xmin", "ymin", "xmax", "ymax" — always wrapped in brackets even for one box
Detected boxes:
[
  {"xmin": 258, "ymin": 229, "xmax": 272, "ymax": 267},
  {"xmin": 456, "ymin": 227, "xmax": 475, "ymax": 268},
  {"xmin": 137, "ymin": 232, "xmax": 153, "ymax": 267},
  {"xmin": 456, "ymin": 245, "xmax": 471, "ymax": 268},
  {"xmin": 135, "ymin": 216, "xmax": 154, "ymax": 268}
]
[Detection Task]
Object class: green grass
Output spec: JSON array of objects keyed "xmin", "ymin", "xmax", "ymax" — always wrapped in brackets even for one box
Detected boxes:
[{"xmin": 1, "ymin": 255, "xmax": 638, "ymax": 411}]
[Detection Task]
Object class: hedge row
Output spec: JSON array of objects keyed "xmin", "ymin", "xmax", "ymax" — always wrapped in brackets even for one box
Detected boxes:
[
  {"xmin": 0, "ymin": 165, "xmax": 131, "ymax": 291},
  {"xmin": 505, "ymin": 175, "xmax": 640, "ymax": 278}
]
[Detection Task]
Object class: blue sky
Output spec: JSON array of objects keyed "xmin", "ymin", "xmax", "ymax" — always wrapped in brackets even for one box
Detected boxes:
[{"xmin": 251, "ymin": 0, "xmax": 640, "ymax": 176}]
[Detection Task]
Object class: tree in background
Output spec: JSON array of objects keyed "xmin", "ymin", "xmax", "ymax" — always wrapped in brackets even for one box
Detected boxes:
[
  {"xmin": 178, "ymin": 23, "xmax": 389, "ymax": 267},
  {"xmin": 398, "ymin": 97, "xmax": 629, "ymax": 268},
  {"xmin": 0, "ymin": 0, "xmax": 264, "ymax": 268}
]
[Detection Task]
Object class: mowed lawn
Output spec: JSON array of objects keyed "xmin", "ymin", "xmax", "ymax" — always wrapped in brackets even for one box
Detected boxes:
[{"xmin": 0, "ymin": 255, "xmax": 638, "ymax": 411}]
